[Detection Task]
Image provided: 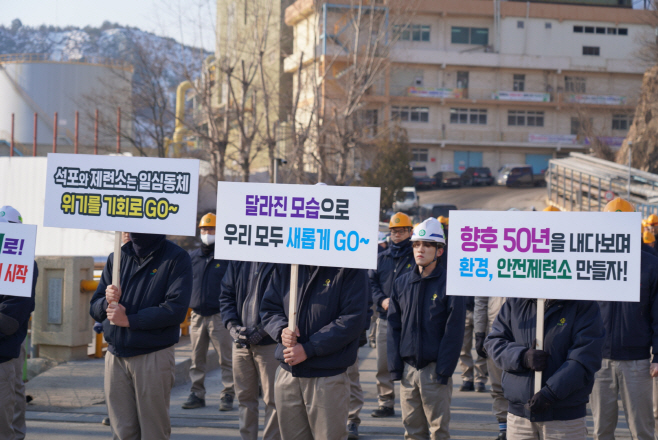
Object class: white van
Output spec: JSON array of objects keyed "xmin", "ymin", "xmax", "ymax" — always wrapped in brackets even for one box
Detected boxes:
[{"xmin": 392, "ymin": 186, "xmax": 419, "ymax": 214}]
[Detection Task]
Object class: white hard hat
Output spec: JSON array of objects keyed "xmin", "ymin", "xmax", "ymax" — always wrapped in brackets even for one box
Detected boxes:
[
  {"xmin": 378, "ymin": 231, "xmax": 388, "ymax": 243},
  {"xmin": 411, "ymin": 217, "xmax": 445, "ymax": 245},
  {"xmin": 0, "ymin": 206, "xmax": 22, "ymax": 223},
  {"xmin": 0, "ymin": 216, "xmax": 6, "ymax": 223}
]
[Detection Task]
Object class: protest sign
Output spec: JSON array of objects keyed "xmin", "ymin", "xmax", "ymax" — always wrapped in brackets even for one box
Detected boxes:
[
  {"xmin": 43, "ymin": 153, "xmax": 200, "ymax": 236},
  {"xmin": 447, "ymin": 211, "xmax": 641, "ymax": 302},
  {"xmin": 215, "ymin": 182, "xmax": 381, "ymax": 270},
  {"xmin": 0, "ymin": 223, "xmax": 37, "ymax": 298}
]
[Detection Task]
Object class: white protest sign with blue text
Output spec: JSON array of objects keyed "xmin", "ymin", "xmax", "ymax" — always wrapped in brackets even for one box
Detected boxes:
[
  {"xmin": 43, "ymin": 153, "xmax": 199, "ymax": 236},
  {"xmin": 0, "ymin": 223, "xmax": 37, "ymax": 298},
  {"xmin": 447, "ymin": 211, "xmax": 641, "ymax": 302},
  {"xmin": 215, "ymin": 182, "xmax": 381, "ymax": 270}
]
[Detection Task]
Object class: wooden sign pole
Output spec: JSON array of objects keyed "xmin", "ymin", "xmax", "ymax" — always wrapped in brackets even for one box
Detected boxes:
[
  {"xmin": 109, "ymin": 231, "xmax": 122, "ymax": 325},
  {"xmin": 287, "ymin": 264, "xmax": 299, "ymax": 332},
  {"xmin": 534, "ymin": 298, "xmax": 545, "ymax": 394}
]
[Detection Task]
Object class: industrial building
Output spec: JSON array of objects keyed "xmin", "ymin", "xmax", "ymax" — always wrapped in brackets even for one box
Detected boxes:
[
  {"xmin": 283, "ymin": 0, "xmax": 652, "ymax": 178},
  {"xmin": 0, "ymin": 53, "xmax": 133, "ymax": 156}
]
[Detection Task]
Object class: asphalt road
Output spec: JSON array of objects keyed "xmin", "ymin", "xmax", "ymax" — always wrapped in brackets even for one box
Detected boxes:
[{"xmin": 418, "ymin": 185, "xmax": 548, "ymax": 212}]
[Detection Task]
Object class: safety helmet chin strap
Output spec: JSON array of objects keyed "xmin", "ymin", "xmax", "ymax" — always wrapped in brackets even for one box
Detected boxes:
[{"xmin": 418, "ymin": 248, "xmax": 440, "ymax": 276}]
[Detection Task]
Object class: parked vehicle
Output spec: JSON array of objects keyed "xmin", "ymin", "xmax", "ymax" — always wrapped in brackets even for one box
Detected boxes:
[
  {"xmin": 496, "ymin": 163, "xmax": 527, "ymax": 185},
  {"xmin": 460, "ymin": 167, "xmax": 494, "ymax": 186},
  {"xmin": 412, "ymin": 166, "xmax": 436, "ymax": 189},
  {"xmin": 392, "ymin": 186, "xmax": 419, "ymax": 214},
  {"xmin": 433, "ymin": 171, "xmax": 461, "ymax": 188},
  {"xmin": 498, "ymin": 165, "xmax": 546, "ymax": 187},
  {"xmin": 418, "ymin": 203, "xmax": 458, "ymax": 219}
]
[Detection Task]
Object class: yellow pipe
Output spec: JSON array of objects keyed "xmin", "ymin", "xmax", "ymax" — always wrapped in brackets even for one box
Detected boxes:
[
  {"xmin": 80, "ymin": 279, "xmax": 99, "ymax": 292},
  {"xmin": 174, "ymin": 80, "xmax": 193, "ymax": 143}
]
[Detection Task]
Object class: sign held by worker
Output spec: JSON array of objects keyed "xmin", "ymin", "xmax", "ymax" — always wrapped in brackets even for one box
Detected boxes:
[
  {"xmin": 215, "ymin": 182, "xmax": 381, "ymax": 270},
  {"xmin": 0, "ymin": 222, "xmax": 37, "ymax": 298},
  {"xmin": 43, "ymin": 153, "xmax": 200, "ymax": 236},
  {"xmin": 447, "ymin": 211, "xmax": 642, "ymax": 302}
]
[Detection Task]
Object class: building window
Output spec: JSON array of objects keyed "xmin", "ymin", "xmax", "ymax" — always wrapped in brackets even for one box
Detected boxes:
[
  {"xmin": 612, "ymin": 114, "xmax": 632, "ymax": 130},
  {"xmin": 513, "ymin": 74, "xmax": 525, "ymax": 92},
  {"xmin": 391, "ymin": 106, "xmax": 429, "ymax": 123},
  {"xmin": 573, "ymin": 24, "xmax": 627, "ymax": 36},
  {"xmin": 517, "ymin": 21, "xmax": 524, "ymax": 29},
  {"xmin": 619, "ymin": 28, "xmax": 628, "ymax": 35},
  {"xmin": 607, "ymin": 28, "xmax": 617, "ymax": 35},
  {"xmin": 596, "ymin": 27, "xmax": 605, "ymax": 34},
  {"xmin": 457, "ymin": 71, "xmax": 469, "ymax": 89},
  {"xmin": 450, "ymin": 108, "xmax": 487, "ymax": 125},
  {"xmin": 574, "ymin": 26, "xmax": 583, "ymax": 33},
  {"xmin": 451, "ymin": 27, "xmax": 489, "ymax": 45},
  {"xmin": 545, "ymin": 22, "xmax": 552, "ymax": 29},
  {"xmin": 394, "ymin": 24, "xmax": 430, "ymax": 42},
  {"xmin": 412, "ymin": 148, "xmax": 429, "ymax": 162},
  {"xmin": 583, "ymin": 46, "xmax": 600, "ymax": 56},
  {"xmin": 565, "ymin": 76, "xmax": 586, "ymax": 93},
  {"xmin": 584, "ymin": 26, "xmax": 594, "ymax": 33},
  {"xmin": 508, "ymin": 110, "xmax": 544, "ymax": 127}
]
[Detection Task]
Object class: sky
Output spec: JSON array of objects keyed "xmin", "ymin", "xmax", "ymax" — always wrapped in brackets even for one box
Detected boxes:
[{"xmin": 0, "ymin": 0, "xmax": 217, "ymax": 51}]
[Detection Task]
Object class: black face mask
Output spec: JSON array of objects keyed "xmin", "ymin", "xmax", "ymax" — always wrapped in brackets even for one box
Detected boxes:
[{"xmin": 129, "ymin": 233, "xmax": 165, "ymax": 259}]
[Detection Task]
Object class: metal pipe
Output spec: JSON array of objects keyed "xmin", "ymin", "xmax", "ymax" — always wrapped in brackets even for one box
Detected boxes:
[
  {"xmin": 33, "ymin": 113, "xmax": 37, "ymax": 157},
  {"xmin": 598, "ymin": 177, "xmax": 602, "ymax": 211},
  {"xmin": 173, "ymin": 81, "xmax": 192, "ymax": 143},
  {"xmin": 570, "ymin": 169, "xmax": 574, "ymax": 211},
  {"xmin": 627, "ymin": 142, "xmax": 632, "ymax": 199},
  {"xmin": 588, "ymin": 174, "xmax": 592, "ymax": 211},
  {"xmin": 10, "ymin": 113, "xmax": 14, "ymax": 157},
  {"xmin": 94, "ymin": 109, "xmax": 99, "ymax": 155},
  {"xmin": 74, "ymin": 111, "xmax": 79, "ymax": 154},
  {"xmin": 53, "ymin": 112, "xmax": 58, "ymax": 153},
  {"xmin": 116, "ymin": 107, "xmax": 121, "ymax": 154}
]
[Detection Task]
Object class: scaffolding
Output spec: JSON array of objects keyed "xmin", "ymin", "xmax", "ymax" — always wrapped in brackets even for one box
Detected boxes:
[{"xmin": 547, "ymin": 153, "xmax": 658, "ymax": 216}]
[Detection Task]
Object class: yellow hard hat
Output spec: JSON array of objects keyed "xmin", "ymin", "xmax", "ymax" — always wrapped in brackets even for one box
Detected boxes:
[
  {"xmin": 199, "ymin": 213, "xmax": 216, "ymax": 227},
  {"xmin": 543, "ymin": 206, "xmax": 560, "ymax": 212},
  {"xmin": 437, "ymin": 216, "xmax": 449, "ymax": 225},
  {"xmin": 644, "ymin": 230, "xmax": 656, "ymax": 244},
  {"xmin": 603, "ymin": 197, "xmax": 635, "ymax": 213},
  {"xmin": 389, "ymin": 212, "xmax": 413, "ymax": 228},
  {"xmin": 648, "ymin": 214, "xmax": 658, "ymax": 225}
]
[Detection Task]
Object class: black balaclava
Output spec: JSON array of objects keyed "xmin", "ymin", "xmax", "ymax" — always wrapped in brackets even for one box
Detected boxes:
[
  {"xmin": 129, "ymin": 233, "xmax": 166, "ymax": 259},
  {"xmin": 201, "ymin": 241, "xmax": 215, "ymax": 257},
  {"xmin": 389, "ymin": 237, "xmax": 412, "ymax": 258}
]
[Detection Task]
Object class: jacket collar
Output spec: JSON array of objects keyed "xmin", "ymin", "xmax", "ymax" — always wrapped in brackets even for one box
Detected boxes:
[{"xmin": 408, "ymin": 262, "xmax": 444, "ymax": 283}]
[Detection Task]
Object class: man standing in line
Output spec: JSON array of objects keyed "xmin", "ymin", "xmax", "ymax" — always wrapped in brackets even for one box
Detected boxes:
[
  {"xmin": 387, "ymin": 218, "xmax": 465, "ymax": 439},
  {"xmin": 90, "ymin": 233, "xmax": 192, "ymax": 439},
  {"xmin": 591, "ymin": 198, "xmax": 658, "ymax": 440},
  {"xmin": 260, "ymin": 264, "xmax": 369, "ymax": 440},
  {"xmin": 220, "ymin": 260, "xmax": 280, "ymax": 440},
  {"xmin": 369, "ymin": 212, "xmax": 415, "ymax": 418},
  {"xmin": 182, "ymin": 213, "xmax": 235, "ymax": 412},
  {"xmin": 0, "ymin": 206, "xmax": 37, "ymax": 440}
]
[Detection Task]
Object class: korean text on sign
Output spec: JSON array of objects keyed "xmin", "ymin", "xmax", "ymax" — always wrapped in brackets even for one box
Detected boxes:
[{"xmin": 0, "ymin": 223, "xmax": 37, "ymax": 298}]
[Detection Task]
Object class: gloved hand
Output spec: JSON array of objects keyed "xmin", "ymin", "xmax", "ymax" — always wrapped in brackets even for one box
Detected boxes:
[
  {"xmin": 228, "ymin": 322, "xmax": 248, "ymax": 343},
  {"xmin": 522, "ymin": 348, "xmax": 549, "ymax": 371},
  {"xmin": 475, "ymin": 332, "xmax": 487, "ymax": 359},
  {"xmin": 525, "ymin": 389, "xmax": 554, "ymax": 413},
  {"xmin": 244, "ymin": 325, "xmax": 269, "ymax": 345},
  {"xmin": 0, "ymin": 313, "xmax": 19, "ymax": 336},
  {"xmin": 93, "ymin": 322, "xmax": 104, "ymax": 334}
]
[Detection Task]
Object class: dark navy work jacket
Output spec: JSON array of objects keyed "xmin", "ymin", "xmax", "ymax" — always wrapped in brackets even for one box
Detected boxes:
[
  {"xmin": 369, "ymin": 240, "xmax": 414, "ymax": 314},
  {"xmin": 0, "ymin": 263, "xmax": 38, "ymax": 364},
  {"xmin": 598, "ymin": 250, "xmax": 658, "ymax": 362},
  {"xmin": 387, "ymin": 263, "xmax": 465, "ymax": 383},
  {"xmin": 90, "ymin": 240, "xmax": 192, "ymax": 358},
  {"xmin": 486, "ymin": 299, "xmax": 604, "ymax": 422},
  {"xmin": 188, "ymin": 246, "xmax": 229, "ymax": 316},
  {"xmin": 219, "ymin": 261, "xmax": 276, "ymax": 346},
  {"xmin": 260, "ymin": 265, "xmax": 368, "ymax": 378}
]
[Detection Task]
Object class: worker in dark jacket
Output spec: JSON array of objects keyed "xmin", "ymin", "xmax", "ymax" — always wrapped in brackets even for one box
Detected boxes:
[
  {"xmin": 591, "ymin": 198, "xmax": 658, "ymax": 440},
  {"xmin": 0, "ymin": 207, "xmax": 37, "ymax": 440},
  {"xmin": 90, "ymin": 233, "xmax": 192, "ymax": 439},
  {"xmin": 260, "ymin": 264, "xmax": 368, "ymax": 440},
  {"xmin": 219, "ymin": 261, "xmax": 279, "ymax": 440},
  {"xmin": 369, "ymin": 212, "xmax": 415, "ymax": 418},
  {"xmin": 388, "ymin": 217, "xmax": 465, "ymax": 440},
  {"xmin": 182, "ymin": 213, "xmax": 234, "ymax": 412},
  {"xmin": 485, "ymin": 298, "xmax": 604, "ymax": 439}
]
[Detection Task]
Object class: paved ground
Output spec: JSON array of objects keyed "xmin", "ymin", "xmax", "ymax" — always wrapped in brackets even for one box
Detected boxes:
[
  {"xmin": 24, "ymin": 338, "xmax": 633, "ymax": 439},
  {"xmin": 419, "ymin": 185, "xmax": 548, "ymax": 212}
]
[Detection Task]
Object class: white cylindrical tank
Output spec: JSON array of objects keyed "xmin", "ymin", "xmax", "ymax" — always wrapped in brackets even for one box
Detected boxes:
[{"xmin": 0, "ymin": 54, "xmax": 132, "ymax": 149}]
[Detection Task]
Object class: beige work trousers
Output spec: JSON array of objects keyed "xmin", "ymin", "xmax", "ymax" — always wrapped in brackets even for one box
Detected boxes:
[
  {"xmin": 368, "ymin": 306, "xmax": 378, "ymax": 344},
  {"xmin": 274, "ymin": 367, "xmax": 350, "ymax": 440},
  {"xmin": 591, "ymin": 358, "xmax": 654, "ymax": 440},
  {"xmin": 233, "ymin": 343, "xmax": 280, "ymax": 440},
  {"xmin": 459, "ymin": 310, "xmax": 487, "ymax": 384},
  {"xmin": 400, "ymin": 362, "xmax": 452, "ymax": 440},
  {"xmin": 653, "ymin": 377, "xmax": 658, "ymax": 440},
  {"xmin": 348, "ymin": 358, "xmax": 364, "ymax": 426},
  {"xmin": 376, "ymin": 317, "xmax": 395, "ymax": 408},
  {"xmin": 0, "ymin": 359, "xmax": 17, "ymax": 440},
  {"xmin": 486, "ymin": 356, "xmax": 508, "ymax": 422},
  {"xmin": 507, "ymin": 413, "xmax": 587, "ymax": 440},
  {"xmin": 105, "ymin": 347, "xmax": 175, "ymax": 440},
  {"xmin": 11, "ymin": 347, "xmax": 26, "ymax": 440},
  {"xmin": 189, "ymin": 312, "xmax": 234, "ymax": 399}
]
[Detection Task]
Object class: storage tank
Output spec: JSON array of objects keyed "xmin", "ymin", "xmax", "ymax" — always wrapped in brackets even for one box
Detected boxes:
[{"xmin": 0, "ymin": 54, "xmax": 133, "ymax": 155}]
